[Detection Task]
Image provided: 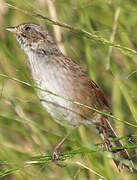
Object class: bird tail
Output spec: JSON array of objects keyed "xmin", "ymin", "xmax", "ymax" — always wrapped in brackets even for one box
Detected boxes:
[{"xmin": 97, "ymin": 117, "xmax": 133, "ymax": 172}]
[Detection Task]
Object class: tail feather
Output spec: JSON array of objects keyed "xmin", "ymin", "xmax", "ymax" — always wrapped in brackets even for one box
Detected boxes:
[{"xmin": 98, "ymin": 118, "xmax": 133, "ymax": 172}]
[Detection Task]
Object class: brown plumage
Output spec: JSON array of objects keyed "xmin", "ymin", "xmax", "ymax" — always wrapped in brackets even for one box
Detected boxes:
[{"xmin": 6, "ymin": 23, "xmax": 133, "ymax": 171}]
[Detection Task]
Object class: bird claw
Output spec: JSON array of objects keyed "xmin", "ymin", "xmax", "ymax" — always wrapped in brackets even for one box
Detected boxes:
[
  {"xmin": 101, "ymin": 139, "xmax": 112, "ymax": 152},
  {"xmin": 52, "ymin": 149, "xmax": 66, "ymax": 167}
]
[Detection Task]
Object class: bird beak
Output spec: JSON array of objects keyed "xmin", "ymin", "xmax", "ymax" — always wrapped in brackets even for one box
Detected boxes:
[{"xmin": 6, "ymin": 27, "xmax": 17, "ymax": 34}]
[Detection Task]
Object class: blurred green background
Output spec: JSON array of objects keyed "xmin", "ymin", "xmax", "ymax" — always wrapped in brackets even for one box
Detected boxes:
[{"xmin": 0, "ymin": 0, "xmax": 137, "ymax": 179}]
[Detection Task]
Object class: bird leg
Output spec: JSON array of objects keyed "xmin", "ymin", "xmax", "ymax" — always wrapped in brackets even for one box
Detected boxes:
[
  {"xmin": 52, "ymin": 128, "xmax": 75, "ymax": 167},
  {"xmin": 99, "ymin": 118, "xmax": 112, "ymax": 152}
]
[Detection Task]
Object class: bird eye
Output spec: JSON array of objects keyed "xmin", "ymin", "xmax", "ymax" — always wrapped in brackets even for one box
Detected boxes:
[{"xmin": 24, "ymin": 26, "xmax": 31, "ymax": 31}]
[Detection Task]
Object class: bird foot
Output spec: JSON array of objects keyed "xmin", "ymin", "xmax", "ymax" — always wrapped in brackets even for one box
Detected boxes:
[
  {"xmin": 101, "ymin": 139, "xmax": 112, "ymax": 152},
  {"xmin": 52, "ymin": 149, "xmax": 66, "ymax": 167}
]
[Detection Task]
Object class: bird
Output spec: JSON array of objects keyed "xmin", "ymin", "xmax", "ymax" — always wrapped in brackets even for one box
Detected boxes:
[{"xmin": 6, "ymin": 23, "xmax": 132, "ymax": 171}]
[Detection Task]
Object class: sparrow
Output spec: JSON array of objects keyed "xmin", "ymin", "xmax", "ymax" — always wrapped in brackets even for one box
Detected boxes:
[{"xmin": 6, "ymin": 23, "xmax": 132, "ymax": 171}]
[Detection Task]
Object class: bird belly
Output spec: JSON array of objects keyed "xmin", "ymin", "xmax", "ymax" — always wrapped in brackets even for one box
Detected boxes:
[
  {"xmin": 28, "ymin": 53, "xmax": 93, "ymax": 127},
  {"xmin": 37, "ymin": 82, "xmax": 93, "ymax": 127}
]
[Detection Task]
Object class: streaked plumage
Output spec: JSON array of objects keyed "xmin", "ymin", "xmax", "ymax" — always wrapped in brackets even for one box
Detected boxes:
[{"xmin": 6, "ymin": 23, "xmax": 133, "ymax": 171}]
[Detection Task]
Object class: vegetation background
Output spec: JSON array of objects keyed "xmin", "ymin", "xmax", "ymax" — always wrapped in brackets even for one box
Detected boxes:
[{"xmin": 0, "ymin": 0, "xmax": 137, "ymax": 179}]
